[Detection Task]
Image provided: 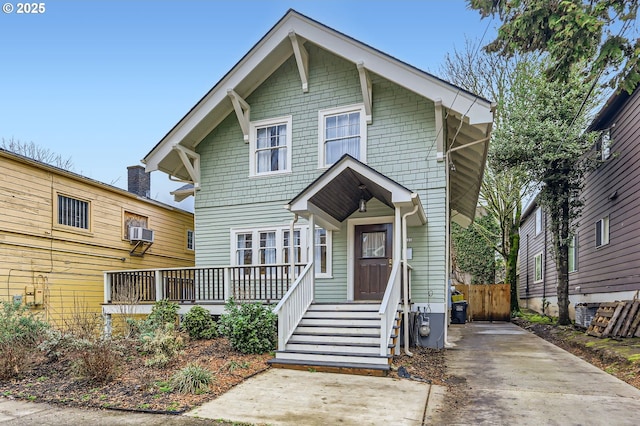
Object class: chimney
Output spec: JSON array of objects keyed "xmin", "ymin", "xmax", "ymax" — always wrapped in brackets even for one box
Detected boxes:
[{"xmin": 127, "ymin": 165, "xmax": 151, "ymax": 198}]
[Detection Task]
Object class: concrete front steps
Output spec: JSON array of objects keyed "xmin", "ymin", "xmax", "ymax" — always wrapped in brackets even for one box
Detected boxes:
[{"xmin": 269, "ymin": 303, "xmax": 399, "ymax": 376}]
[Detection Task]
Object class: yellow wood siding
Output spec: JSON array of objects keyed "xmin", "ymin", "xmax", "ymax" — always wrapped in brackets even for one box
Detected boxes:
[{"xmin": 0, "ymin": 151, "xmax": 194, "ymax": 325}]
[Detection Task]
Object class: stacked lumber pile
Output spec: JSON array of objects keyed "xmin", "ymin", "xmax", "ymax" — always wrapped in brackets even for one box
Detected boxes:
[{"xmin": 586, "ymin": 300, "xmax": 640, "ymax": 338}]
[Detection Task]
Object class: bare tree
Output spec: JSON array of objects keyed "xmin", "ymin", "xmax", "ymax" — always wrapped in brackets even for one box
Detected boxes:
[
  {"xmin": 1, "ymin": 138, "xmax": 74, "ymax": 170},
  {"xmin": 439, "ymin": 41, "xmax": 533, "ymax": 312}
]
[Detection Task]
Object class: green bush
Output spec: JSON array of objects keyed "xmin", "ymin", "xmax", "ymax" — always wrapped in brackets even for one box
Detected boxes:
[
  {"xmin": 0, "ymin": 302, "xmax": 49, "ymax": 379},
  {"xmin": 125, "ymin": 300, "xmax": 180, "ymax": 339},
  {"xmin": 171, "ymin": 363, "xmax": 214, "ymax": 394},
  {"xmin": 146, "ymin": 299, "xmax": 179, "ymax": 329},
  {"xmin": 0, "ymin": 301, "xmax": 48, "ymax": 344},
  {"xmin": 218, "ymin": 299, "xmax": 276, "ymax": 354},
  {"xmin": 141, "ymin": 323, "xmax": 184, "ymax": 367},
  {"xmin": 182, "ymin": 306, "xmax": 217, "ymax": 340}
]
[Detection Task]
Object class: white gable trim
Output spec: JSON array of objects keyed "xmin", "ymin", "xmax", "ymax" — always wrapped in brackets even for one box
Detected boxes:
[
  {"xmin": 144, "ymin": 10, "xmax": 493, "ymax": 174},
  {"xmin": 289, "ymin": 31, "xmax": 309, "ymax": 93},
  {"xmin": 287, "ymin": 156, "xmax": 426, "ymax": 227}
]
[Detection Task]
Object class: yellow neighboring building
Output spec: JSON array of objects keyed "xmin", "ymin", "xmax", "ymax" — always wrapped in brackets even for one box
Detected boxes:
[{"xmin": 0, "ymin": 148, "xmax": 195, "ymax": 325}]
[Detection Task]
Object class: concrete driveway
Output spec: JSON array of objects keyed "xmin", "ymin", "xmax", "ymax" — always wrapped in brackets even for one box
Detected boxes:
[{"xmin": 432, "ymin": 322, "xmax": 640, "ymax": 425}]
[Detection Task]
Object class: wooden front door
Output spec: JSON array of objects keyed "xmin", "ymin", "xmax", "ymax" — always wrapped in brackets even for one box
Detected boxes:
[{"xmin": 354, "ymin": 223, "xmax": 393, "ymax": 300}]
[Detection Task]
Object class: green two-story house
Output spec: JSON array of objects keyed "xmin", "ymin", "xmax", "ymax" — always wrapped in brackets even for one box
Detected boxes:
[{"xmin": 139, "ymin": 10, "xmax": 493, "ymax": 374}]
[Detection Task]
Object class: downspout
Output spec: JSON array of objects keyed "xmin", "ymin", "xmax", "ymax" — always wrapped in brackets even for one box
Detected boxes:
[
  {"xmin": 290, "ymin": 214, "xmax": 299, "ymax": 280},
  {"xmin": 402, "ymin": 204, "xmax": 419, "ymax": 356}
]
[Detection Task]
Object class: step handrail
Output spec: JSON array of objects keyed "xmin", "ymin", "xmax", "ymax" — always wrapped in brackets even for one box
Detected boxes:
[
  {"xmin": 378, "ymin": 260, "xmax": 402, "ymax": 356},
  {"xmin": 273, "ymin": 262, "xmax": 314, "ymax": 350}
]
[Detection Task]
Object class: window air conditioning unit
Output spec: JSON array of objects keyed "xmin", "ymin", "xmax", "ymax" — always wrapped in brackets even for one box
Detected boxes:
[{"xmin": 129, "ymin": 226, "xmax": 154, "ymax": 243}]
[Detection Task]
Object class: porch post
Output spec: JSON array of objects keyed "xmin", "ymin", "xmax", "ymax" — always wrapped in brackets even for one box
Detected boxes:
[
  {"xmin": 308, "ymin": 213, "xmax": 315, "ymax": 298},
  {"xmin": 104, "ymin": 273, "xmax": 111, "ymax": 304},
  {"xmin": 395, "ymin": 207, "xmax": 402, "ymax": 354},
  {"xmin": 154, "ymin": 269, "xmax": 163, "ymax": 301}
]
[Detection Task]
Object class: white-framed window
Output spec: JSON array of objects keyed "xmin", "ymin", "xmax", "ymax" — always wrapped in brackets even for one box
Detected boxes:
[
  {"xmin": 535, "ymin": 207, "xmax": 542, "ymax": 236},
  {"xmin": 318, "ymin": 104, "xmax": 367, "ymax": 167},
  {"xmin": 568, "ymin": 235, "xmax": 577, "ymax": 273},
  {"xmin": 187, "ymin": 230, "xmax": 195, "ymax": 251},
  {"xmin": 595, "ymin": 216, "xmax": 609, "ymax": 248},
  {"xmin": 534, "ymin": 252, "xmax": 543, "ymax": 282},
  {"xmin": 599, "ymin": 129, "xmax": 612, "ymax": 160},
  {"xmin": 231, "ymin": 225, "xmax": 332, "ymax": 277},
  {"xmin": 249, "ymin": 116, "xmax": 292, "ymax": 176},
  {"xmin": 57, "ymin": 194, "xmax": 90, "ymax": 230}
]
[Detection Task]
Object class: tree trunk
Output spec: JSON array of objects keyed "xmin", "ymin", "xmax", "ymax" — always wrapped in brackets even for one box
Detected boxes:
[
  {"xmin": 551, "ymin": 189, "xmax": 572, "ymax": 325},
  {"xmin": 507, "ymin": 201, "xmax": 522, "ymax": 313}
]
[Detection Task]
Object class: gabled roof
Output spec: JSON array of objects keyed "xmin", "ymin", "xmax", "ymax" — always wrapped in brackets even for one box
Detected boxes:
[
  {"xmin": 0, "ymin": 148, "xmax": 191, "ymax": 214},
  {"xmin": 143, "ymin": 9, "xmax": 493, "ymax": 225},
  {"xmin": 588, "ymin": 85, "xmax": 638, "ymax": 131},
  {"xmin": 287, "ymin": 155, "xmax": 426, "ymax": 230}
]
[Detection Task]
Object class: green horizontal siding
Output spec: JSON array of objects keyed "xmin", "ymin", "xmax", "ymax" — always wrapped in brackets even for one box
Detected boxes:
[{"xmin": 194, "ymin": 44, "xmax": 448, "ymax": 305}]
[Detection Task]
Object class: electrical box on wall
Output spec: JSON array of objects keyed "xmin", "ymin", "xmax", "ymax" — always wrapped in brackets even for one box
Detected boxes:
[{"xmin": 24, "ymin": 286, "xmax": 44, "ymax": 306}]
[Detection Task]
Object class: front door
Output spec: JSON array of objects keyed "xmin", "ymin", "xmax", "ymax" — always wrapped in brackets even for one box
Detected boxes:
[{"xmin": 354, "ymin": 223, "xmax": 393, "ymax": 300}]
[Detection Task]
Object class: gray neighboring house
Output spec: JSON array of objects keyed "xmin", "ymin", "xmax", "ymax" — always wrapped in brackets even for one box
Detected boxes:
[
  {"xmin": 519, "ymin": 85, "xmax": 640, "ymax": 318},
  {"xmin": 140, "ymin": 10, "xmax": 493, "ymax": 372}
]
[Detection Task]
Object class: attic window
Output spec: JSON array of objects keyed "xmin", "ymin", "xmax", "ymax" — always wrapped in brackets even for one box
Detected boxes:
[
  {"xmin": 599, "ymin": 129, "xmax": 612, "ymax": 160},
  {"xmin": 249, "ymin": 116, "xmax": 292, "ymax": 176},
  {"xmin": 319, "ymin": 105, "xmax": 367, "ymax": 167}
]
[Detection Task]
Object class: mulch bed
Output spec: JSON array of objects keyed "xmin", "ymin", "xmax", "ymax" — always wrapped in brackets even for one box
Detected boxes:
[{"xmin": 0, "ymin": 338, "xmax": 270, "ymax": 413}]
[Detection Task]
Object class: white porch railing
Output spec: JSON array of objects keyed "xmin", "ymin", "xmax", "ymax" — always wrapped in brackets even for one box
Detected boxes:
[
  {"xmin": 104, "ymin": 264, "xmax": 303, "ymax": 305},
  {"xmin": 378, "ymin": 260, "xmax": 403, "ymax": 356},
  {"xmin": 273, "ymin": 263, "xmax": 314, "ymax": 351}
]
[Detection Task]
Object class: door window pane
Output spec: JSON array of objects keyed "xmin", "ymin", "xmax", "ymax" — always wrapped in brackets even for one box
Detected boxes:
[{"xmin": 362, "ymin": 232, "xmax": 386, "ymax": 258}]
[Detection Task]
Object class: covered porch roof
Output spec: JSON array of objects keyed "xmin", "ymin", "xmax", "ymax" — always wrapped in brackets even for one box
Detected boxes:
[{"xmin": 286, "ymin": 155, "xmax": 426, "ymax": 230}]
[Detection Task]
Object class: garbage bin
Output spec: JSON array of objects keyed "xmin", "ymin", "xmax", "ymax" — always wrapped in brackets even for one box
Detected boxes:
[{"xmin": 451, "ymin": 301, "xmax": 467, "ymax": 324}]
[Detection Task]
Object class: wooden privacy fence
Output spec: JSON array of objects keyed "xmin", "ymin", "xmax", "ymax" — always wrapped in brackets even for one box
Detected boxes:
[{"xmin": 457, "ymin": 283, "xmax": 511, "ymax": 322}]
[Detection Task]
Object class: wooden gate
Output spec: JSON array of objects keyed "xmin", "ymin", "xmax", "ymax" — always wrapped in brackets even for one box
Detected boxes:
[{"xmin": 457, "ymin": 283, "xmax": 511, "ymax": 321}]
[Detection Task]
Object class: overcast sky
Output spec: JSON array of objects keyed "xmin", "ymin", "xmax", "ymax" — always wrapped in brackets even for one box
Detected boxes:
[{"xmin": 1, "ymin": 0, "xmax": 497, "ymax": 211}]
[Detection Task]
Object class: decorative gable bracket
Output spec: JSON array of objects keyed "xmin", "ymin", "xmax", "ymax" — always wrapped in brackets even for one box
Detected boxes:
[
  {"xmin": 289, "ymin": 31, "xmax": 309, "ymax": 93},
  {"xmin": 227, "ymin": 89, "xmax": 250, "ymax": 142},
  {"xmin": 173, "ymin": 145, "xmax": 201, "ymax": 189},
  {"xmin": 357, "ymin": 62, "xmax": 372, "ymax": 124}
]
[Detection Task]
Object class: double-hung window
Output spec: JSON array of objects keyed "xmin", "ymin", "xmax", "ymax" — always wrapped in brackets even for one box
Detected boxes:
[
  {"xmin": 231, "ymin": 226, "xmax": 332, "ymax": 277},
  {"xmin": 534, "ymin": 252, "xmax": 543, "ymax": 282},
  {"xmin": 535, "ymin": 208, "xmax": 542, "ymax": 236},
  {"xmin": 187, "ymin": 230, "xmax": 195, "ymax": 251},
  {"xmin": 595, "ymin": 216, "xmax": 609, "ymax": 248},
  {"xmin": 568, "ymin": 235, "xmax": 577, "ymax": 273},
  {"xmin": 598, "ymin": 129, "xmax": 612, "ymax": 161},
  {"xmin": 249, "ymin": 116, "xmax": 292, "ymax": 176},
  {"xmin": 319, "ymin": 105, "xmax": 366, "ymax": 167}
]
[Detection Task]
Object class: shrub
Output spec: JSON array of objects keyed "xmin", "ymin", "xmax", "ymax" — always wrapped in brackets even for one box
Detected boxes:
[
  {"xmin": 0, "ymin": 301, "xmax": 48, "ymax": 344},
  {"xmin": 171, "ymin": 363, "xmax": 214, "ymax": 394},
  {"xmin": 218, "ymin": 299, "xmax": 277, "ymax": 354},
  {"xmin": 141, "ymin": 323, "xmax": 184, "ymax": 367},
  {"xmin": 146, "ymin": 299, "xmax": 179, "ymax": 329},
  {"xmin": 0, "ymin": 301, "xmax": 49, "ymax": 378},
  {"xmin": 70, "ymin": 338, "xmax": 122, "ymax": 383},
  {"xmin": 182, "ymin": 306, "xmax": 217, "ymax": 340},
  {"xmin": 125, "ymin": 300, "xmax": 180, "ymax": 339}
]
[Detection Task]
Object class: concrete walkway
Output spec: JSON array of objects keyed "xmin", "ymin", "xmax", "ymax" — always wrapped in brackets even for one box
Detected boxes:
[
  {"xmin": 187, "ymin": 368, "xmax": 432, "ymax": 425},
  {"xmin": 433, "ymin": 322, "xmax": 640, "ymax": 425}
]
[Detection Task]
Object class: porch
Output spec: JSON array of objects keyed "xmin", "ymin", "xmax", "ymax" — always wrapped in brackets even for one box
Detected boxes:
[
  {"xmin": 102, "ymin": 259, "xmax": 412, "ymax": 375},
  {"xmin": 102, "ymin": 264, "xmax": 301, "ymax": 316}
]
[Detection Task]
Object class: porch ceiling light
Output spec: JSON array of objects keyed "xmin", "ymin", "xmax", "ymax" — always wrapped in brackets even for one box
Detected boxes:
[{"xmin": 358, "ymin": 184, "xmax": 367, "ymax": 213}]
